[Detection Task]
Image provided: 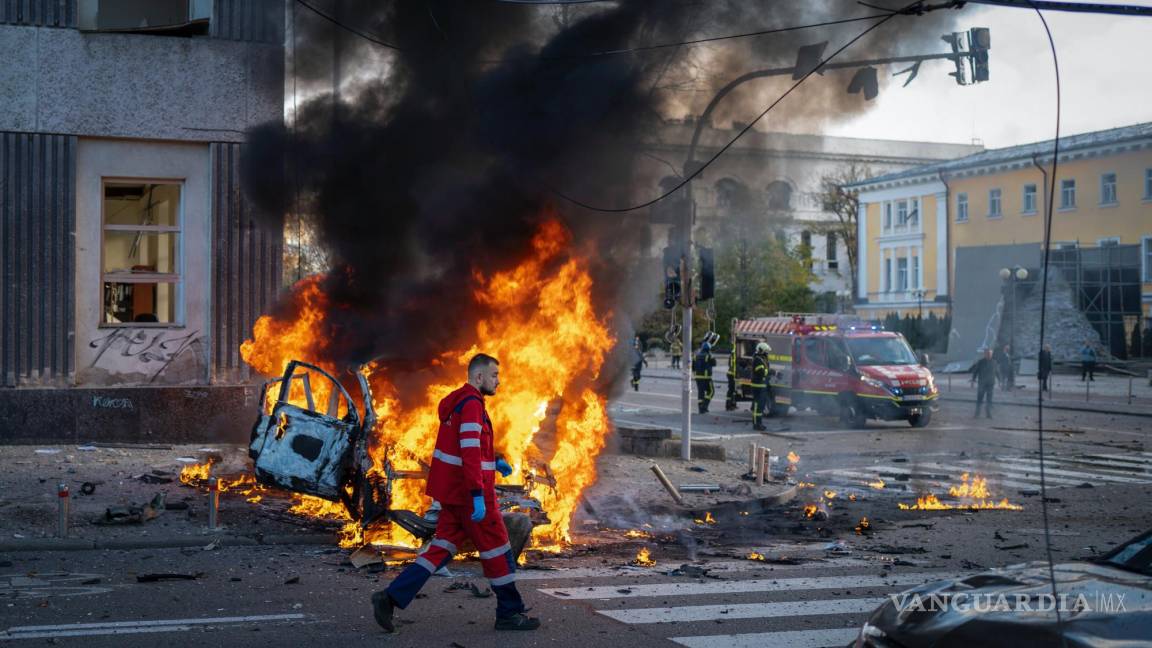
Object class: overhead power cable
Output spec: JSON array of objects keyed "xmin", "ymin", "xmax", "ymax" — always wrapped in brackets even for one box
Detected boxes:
[
  {"xmin": 295, "ymin": 0, "xmax": 899, "ymax": 60},
  {"xmin": 1027, "ymin": 0, "xmax": 1068, "ymax": 646},
  {"xmin": 969, "ymin": 0, "xmax": 1152, "ymax": 15},
  {"xmin": 548, "ymin": 0, "xmax": 924, "ymax": 213},
  {"xmin": 296, "ymin": 0, "xmax": 405, "ymax": 50}
]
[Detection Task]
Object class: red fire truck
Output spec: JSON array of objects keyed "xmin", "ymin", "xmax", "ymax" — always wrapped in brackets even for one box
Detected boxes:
[{"xmin": 731, "ymin": 314, "xmax": 938, "ymax": 427}]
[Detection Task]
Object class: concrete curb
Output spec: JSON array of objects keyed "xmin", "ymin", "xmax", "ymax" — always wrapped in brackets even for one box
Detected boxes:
[
  {"xmin": 0, "ymin": 532, "xmax": 338, "ymax": 553},
  {"xmin": 938, "ymin": 395, "xmax": 1152, "ymax": 419}
]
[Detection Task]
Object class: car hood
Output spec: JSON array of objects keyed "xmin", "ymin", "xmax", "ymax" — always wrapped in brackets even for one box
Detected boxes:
[
  {"xmin": 858, "ymin": 365, "xmax": 933, "ymax": 389},
  {"xmin": 866, "ymin": 561, "xmax": 1152, "ymax": 647}
]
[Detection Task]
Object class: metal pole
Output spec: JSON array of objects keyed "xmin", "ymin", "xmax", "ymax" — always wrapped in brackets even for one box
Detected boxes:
[
  {"xmin": 748, "ymin": 443, "xmax": 758, "ymax": 475},
  {"xmin": 680, "ymin": 173, "xmax": 695, "ymax": 462},
  {"xmin": 650, "ymin": 465, "xmax": 685, "ymax": 506},
  {"xmin": 57, "ymin": 483, "xmax": 69, "ymax": 538},
  {"xmin": 207, "ymin": 477, "xmax": 219, "ymax": 530}
]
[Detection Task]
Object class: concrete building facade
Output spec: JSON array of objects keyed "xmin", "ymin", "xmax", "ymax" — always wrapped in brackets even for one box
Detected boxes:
[
  {"xmin": 851, "ymin": 122, "xmax": 1152, "ymax": 360},
  {"xmin": 0, "ymin": 0, "xmax": 285, "ymax": 442},
  {"xmin": 637, "ymin": 121, "xmax": 981, "ymax": 309}
]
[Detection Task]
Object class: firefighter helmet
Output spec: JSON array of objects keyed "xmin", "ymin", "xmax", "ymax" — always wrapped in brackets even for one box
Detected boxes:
[{"xmin": 755, "ymin": 342, "xmax": 771, "ymax": 354}]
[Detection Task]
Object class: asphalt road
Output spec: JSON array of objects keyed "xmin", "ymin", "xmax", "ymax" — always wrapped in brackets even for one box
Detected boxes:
[{"xmin": 2, "ymin": 364, "xmax": 1149, "ymax": 647}]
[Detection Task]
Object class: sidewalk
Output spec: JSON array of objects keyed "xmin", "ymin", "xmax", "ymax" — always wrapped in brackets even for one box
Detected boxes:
[{"xmin": 934, "ymin": 372, "xmax": 1152, "ymax": 417}]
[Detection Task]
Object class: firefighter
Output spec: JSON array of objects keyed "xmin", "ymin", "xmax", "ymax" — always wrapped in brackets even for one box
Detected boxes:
[
  {"xmin": 630, "ymin": 336, "xmax": 647, "ymax": 392},
  {"xmin": 724, "ymin": 345, "xmax": 738, "ymax": 411},
  {"xmin": 669, "ymin": 337, "xmax": 683, "ymax": 369},
  {"xmin": 693, "ymin": 341, "xmax": 716, "ymax": 414},
  {"xmin": 372, "ymin": 354, "xmax": 540, "ymax": 633},
  {"xmin": 751, "ymin": 342, "xmax": 772, "ymax": 431}
]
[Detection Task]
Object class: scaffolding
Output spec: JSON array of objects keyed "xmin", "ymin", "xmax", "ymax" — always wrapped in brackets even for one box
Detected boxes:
[{"xmin": 1049, "ymin": 245, "xmax": 1144, "ymax": 358}]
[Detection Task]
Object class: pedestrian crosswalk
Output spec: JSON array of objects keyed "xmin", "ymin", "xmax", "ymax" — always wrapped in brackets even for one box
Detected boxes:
[
  {"xmin": 815, "ymin": 452, "xmax": 1152, "ymax": 492},
  {"xmin": 537, "ymin": 567, "xmax": 955, "ymax": 647}
]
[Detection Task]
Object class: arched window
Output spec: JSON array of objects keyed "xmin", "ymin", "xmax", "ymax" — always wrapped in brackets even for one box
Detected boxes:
[
  {"xmin": 766, "ymin": 180, "xmax": 793, "ymax": 211},
  {"xmin": 715, "ymin": 178, "xmax": 750, "ymax": 211}
]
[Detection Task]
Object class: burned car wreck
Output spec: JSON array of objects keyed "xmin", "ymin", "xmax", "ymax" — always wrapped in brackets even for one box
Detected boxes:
[
  {"xmin": 248, "ymin": 360, "xmax": 543, "ymax": 559},
  {"xmin": 855, "ymin": 528, "xmax": 1152, "ymax": 647}
]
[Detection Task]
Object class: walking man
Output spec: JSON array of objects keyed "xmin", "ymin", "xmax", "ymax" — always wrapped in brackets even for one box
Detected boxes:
[
  {"xmin": 692, "ymin": 341, "xmax": 716, "ymax": 414},
  {"xmin": 669, "ymin": 337, "xmax": 682, "ymax": 370},
  {"xmin": 970, "ymin": 348, "xmax": 996, "ymax": 419},
  {"xmin": 1080, "ymin": 339, "xmax": 1097, "ymax": 381},
  {"xmin": 1037, "ymin": 344, "xmax": 1053, "ymax": 395},
  {"xmin": 630, "ymin": 336, "xmax": 647, "ymax": 392},
  {"xmin": 371, "ymin": 354, "xmax": 540, "ymax": 633},
  {"xmin": 751, "ymin": 342, "xmax": 771, "ymax": 431}
]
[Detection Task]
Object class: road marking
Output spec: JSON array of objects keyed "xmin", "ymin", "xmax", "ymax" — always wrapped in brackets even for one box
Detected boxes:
[
  {"xmin": 0, "ymin": 614, "xmax": 306, "ymax": 641},
  {"xmin": 598, "ymin": 597, "xmax": 878, "ymax": 624},
  {"xmin": 671, "ymin": 628, "xmax": 860, "ymax": 648},
  {"xmin": 994, "ymin": 457, "xmax": 1149, "ymax": 483},
  {"xmin": 608, "ymin": 417, "xmax": 669, "ymax": 430},
  {"xmin": 539, "ymin": 571, "xmax": 950, "ymax": 600},
  {"xmin": 0, "ymin": 573, "xmax": 111, "ymax": 599},
  {"xmin": 1049, "ymin": 456, "xmax": 1152, "ymax": 475},
  {"xmin": 918, "ymin": 462, "xmax": 1087, "ymax": 487}
]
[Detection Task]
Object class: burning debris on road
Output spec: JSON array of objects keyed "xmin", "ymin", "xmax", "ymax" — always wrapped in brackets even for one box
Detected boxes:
[{"xmin": 899, "ymin": 473, "xmax": 1023, "ymax": 511}]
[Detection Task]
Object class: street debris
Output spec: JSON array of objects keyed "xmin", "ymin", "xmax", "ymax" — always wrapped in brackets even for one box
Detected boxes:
[
  {"xmin": 650, "ymin": 464, "xmax": 685, "ymax": 505},
  {"xmin": 679, "ymin": 484, "xmax": 721, "ymax": 493},
  {"xmin": 899, "ymin": 473, "xmax": 1023, "ymax": 511},
  {"xmin": 96, "ymin": 493, "xmax": 166, "ymax": 525},
  {"xmin": 34, "ymin": 449, "xmax": 61, "ymax": 455},
  {"xmin": 79, "ymin": 482, "xmax": 97, "ymax": 496},
  {"xmin": 284, "ymin": 576, "xmax": 300, "ymax": 585},
  {"xmin": 136, "ymin": 573, "xmax": 200, "ymax": 583},
  {"xmin": 855, "ymin": 517, "xmax": 872, "ymax": 535},
  {"xmin": 349, "ymin": 545, "xmax": 384, "ymax": 569},
  {"xmin": 137, "ymin": 471, "xmax": 174, "ymax": 484},
  {"xmin": 693, "ymin": 512, "xmax": 716, "ymax": 525}
]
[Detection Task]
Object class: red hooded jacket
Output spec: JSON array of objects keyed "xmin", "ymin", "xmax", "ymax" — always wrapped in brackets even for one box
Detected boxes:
[{"xmin": 425, "ymin": 384, "xmax": 497, "ymax": 506}]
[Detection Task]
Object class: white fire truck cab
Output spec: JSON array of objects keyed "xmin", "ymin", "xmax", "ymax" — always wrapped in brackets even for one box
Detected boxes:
[{"xmin": 731, "ymin": 314, "xmax": 938, "ymax": 428}]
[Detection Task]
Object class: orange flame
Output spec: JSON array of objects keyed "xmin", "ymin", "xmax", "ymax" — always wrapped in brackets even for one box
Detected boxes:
[
  {"xmin": 865, "ymin": 479, "xmax": 886, "ymax": 490},
  {"xmin": 747, "ymin": 551, "xmax": 767, "ymax": 561},
  {"xmin": 694, "ymin": 511, "xmax": 716, "ymax": 525},
  {"xmin": 623, "ymin": 529, "xmax": 651, "ymax": 539},
  {"xmin": 803, "ymin": 504, "xmax": 818, "ymax": 518},
  {"xmin": 241, "ymin": 217, "xmax": 615, "ymax": 547},
  {"xmin": 899, "ymin": 474, "xmax": 1022, "ymax": 511},
  {"xmin": 855, "ymin": 516, "xmax": 871, "ymax": 535},
  {"xmin": 632, "ymin": 547, "xmax": 656, "ymax": 566}
]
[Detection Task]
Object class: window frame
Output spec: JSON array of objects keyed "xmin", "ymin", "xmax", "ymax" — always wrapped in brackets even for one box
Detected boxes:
[
  {"xmin": 909, "ymin": 197, "xmax": 920, "ymax": 230},
  {"xmin": 99, "ymin": 177, "xmax": 185, "ymax": 328},
  {"xmin": 884, "ymin": 257, "xmax": 893, "ymax": 293},
  {"xmin": 1143, "ymin": 236, "xmax": 1152, "ymax": 282},
  {"xmin": 896, "ymin": 257, "xmax": 909, "ymax": 292},
  {"xmin": 956, "ymin": 192, "xmax": 968, "ymax": 222},
  {"xmin": 988, "ymin": 188, "xmax": 1002, "ymax": 218},
  {"xmin": 826, "ymin": 231, "xmax": 838, "ymax": 270},
  {"xmin": 895, "ymin": 200, "xmax": 909, "ymax": 230},
  {"xmin": 1060, "ymin": 178, "xmax": 1077, "ymax": 210},
  {"xmin": 1098, "ymin": 237, "xmax": 1120, "ymax": 248},
  {"xmin": 1144, "ymin": 169, "xmax": 1152, "ymax": 201},
  {"xmin": 1100, "ymin": 172, "xmax": 1118, "ymax": 206},
  {"xmin": 1022, "ymin": 183, "xmax": 1037, "ymax": 215},
  {"xmin": 883, "ymin": 202, "xmax": 893, "ymax": 231}
]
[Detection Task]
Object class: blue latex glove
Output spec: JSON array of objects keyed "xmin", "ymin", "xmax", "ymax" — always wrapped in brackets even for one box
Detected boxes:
[
  {"xmin": 471, "ymin": 495, "xmax": 486, "ymax": 522},
  {"xmin": 495, "ymin": 458, "xmax": 513, "ymax": 478}
]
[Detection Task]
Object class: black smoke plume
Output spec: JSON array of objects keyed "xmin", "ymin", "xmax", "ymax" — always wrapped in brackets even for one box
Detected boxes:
[{"xmin": 242, "ymin": 0, "xmax": 960, "ymax": 378}]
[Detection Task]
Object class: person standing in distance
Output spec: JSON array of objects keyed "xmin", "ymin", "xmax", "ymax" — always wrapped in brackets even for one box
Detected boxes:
[{"xmin": 371, "ymin": 354, "xmax": 539, "ymax": 633}]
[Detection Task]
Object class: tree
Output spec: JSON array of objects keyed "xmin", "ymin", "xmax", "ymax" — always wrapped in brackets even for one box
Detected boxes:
[
  {"xmin": 712, "ymin": 235, "xmax": 814, "ymax": 346},
  {"xmin": 809, "ymin": 162, "xmax": 872, "ymax": 296}
]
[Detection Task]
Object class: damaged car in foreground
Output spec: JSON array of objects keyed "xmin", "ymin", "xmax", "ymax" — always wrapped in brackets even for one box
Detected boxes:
[
  {"xmin": 855, "ymin": 528, "xmax": 1152, "ymax": 647},
  {"xmin": 248, "ymin": 360, "xmax": 543, "ymax": 559}
]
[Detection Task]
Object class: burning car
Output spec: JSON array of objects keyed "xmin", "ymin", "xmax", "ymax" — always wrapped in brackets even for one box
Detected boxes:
[
  {"xmin": 854, "ymin": 528, "xmax": 1152, "ymax": 647},
  {"xmin": 249, "ymin": 360, "xmax": 542, "ymax": 559}
]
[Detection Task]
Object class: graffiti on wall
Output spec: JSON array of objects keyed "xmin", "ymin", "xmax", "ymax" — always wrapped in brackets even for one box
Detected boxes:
[{"xmin": 87, "ymin": 329, "xmax": 203, "ymax": 383}]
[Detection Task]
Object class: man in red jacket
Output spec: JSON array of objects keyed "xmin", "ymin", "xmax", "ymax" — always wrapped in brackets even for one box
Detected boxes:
[{"xmin": 371, "ymin": 353, "xmax": 540, "ymax": 633}]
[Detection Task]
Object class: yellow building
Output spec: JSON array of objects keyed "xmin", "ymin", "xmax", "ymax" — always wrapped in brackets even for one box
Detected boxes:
[{"xmin": 851, "ymin": 122, "xmax": 1152, "ymax": 356}]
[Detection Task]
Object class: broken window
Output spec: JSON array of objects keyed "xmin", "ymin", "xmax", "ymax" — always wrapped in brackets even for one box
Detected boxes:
[
  {"xmin": 101, "ymin": 181, "xmax": 181, "ymax": 325},
  {"xmin": 78, "ymin": 0, "xmax": 211, "ymax": 35}
]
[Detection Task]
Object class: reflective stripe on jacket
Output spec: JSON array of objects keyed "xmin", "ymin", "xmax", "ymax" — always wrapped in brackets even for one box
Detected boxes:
[{"xmin": 426, "ymin": 384, "xmax": 497, "ymax": 505}]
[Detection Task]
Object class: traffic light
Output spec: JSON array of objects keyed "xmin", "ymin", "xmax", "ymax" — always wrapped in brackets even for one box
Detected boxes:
[
  {"xmin": 662, "ymin": 245, "xmax": 681, "ymax": 309},
  {"xmin": 941, "ymin": 32, "xmax": 968, "ymax": 85},
  {"xmin": 968, "ymin": 27, "xmax": 990, "ymax": 82},
  {"xmin": 698, "ymin": 247, "xmax": 714, "ymax": 301},
  {"xmin": 847, "ymin": 66, "xmax": 879, "ymax": 100}
]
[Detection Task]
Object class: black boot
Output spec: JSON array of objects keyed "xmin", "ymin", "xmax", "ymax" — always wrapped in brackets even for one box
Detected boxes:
[
  {"xmin": 371, "ymin": 591, "xmax": 396, "ymax": 633},
  {"xmin": 495, "ymin": 613, "xmax": 541, "ymax": 631}
]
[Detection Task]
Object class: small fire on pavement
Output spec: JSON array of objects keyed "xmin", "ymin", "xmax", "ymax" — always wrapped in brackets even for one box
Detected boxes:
[
  {"xmin": 623, "ymin": 529, "xmax": 651, "ymax": 539},
  {"xmin": 747, "ymin": 551, "xmax": 767, "ymax": 562},
  {"xmin": 865, "ymin": 479, "xmax": 886, "ymax": 490},
  {"xmin": 179, "ymin": 458, "xmax": 259, "ymax": 494},
  {"xmin": 786, "ymin": 452, "xmax": 800, "ymax": 473},
  {"xmin": 854, "ymin": 517, "xmax": 871, "ymax": 535},
  {"xmin": 803, "ymin": 504, "xmax": 818, "ymax": 518},
  {"xmin": 823, "ymin": 490, "xmax": 837, "ymax": 500},
  {"xmin": 694, "ymin": 511, "xmax": 716, "ymax": 525},
  {"xmin": 631, "ymin": 547, "xmax": 656, "ymax": 567},
  {"xmin": 899, "ymin": 473, "xmax": 1023, "ymax": 511}
]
